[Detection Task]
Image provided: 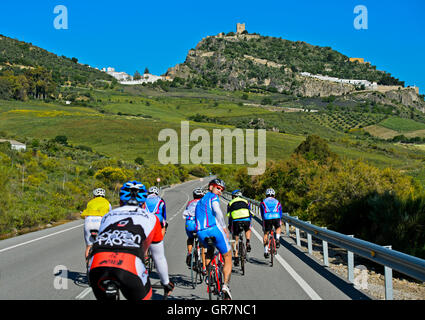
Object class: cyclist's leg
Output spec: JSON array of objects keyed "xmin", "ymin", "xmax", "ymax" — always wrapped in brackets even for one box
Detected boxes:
[
  {"xmin": 211, "ymin": 225, "xmax": 232, "ymax": 286},
  {"xmin": 84, "ymin": 216, "xmax": 102, "ymax": 259},
  {"xmin": 263, "ymin": 220, "xmax": 272, "ymax": 257},
  {"xmin": 275, "ymin": 219, "xmax": 282, "ymax": 248},
  {"xmin": 245, "ymin": 222, "xmax": 252, "ymax": 252}
]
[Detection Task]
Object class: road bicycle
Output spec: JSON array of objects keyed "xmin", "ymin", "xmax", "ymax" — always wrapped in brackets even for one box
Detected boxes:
[
  {"xmin": 236, "ymin": 231, "xmax": 246, "ymax": 275},
  {"xmin": 204, "ymin": 237, "xmax": 229, "ymax": 300},
  {"xmin": 189, "ymin": 234, "xmax": 204, "ymax": 288},
  {"xmin": 268, "ymin": 226, "xmax": 277, "ymax": 267}
]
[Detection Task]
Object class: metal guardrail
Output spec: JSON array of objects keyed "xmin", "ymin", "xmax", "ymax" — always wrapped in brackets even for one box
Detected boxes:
[{"xmin": 222, "ymin": 191, "xmax": 425, "ymax": 300}]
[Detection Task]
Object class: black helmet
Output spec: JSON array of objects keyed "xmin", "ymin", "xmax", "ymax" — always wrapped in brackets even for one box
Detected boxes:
[{"xmin": 209, "ymin": 178, "xmax": 225, "ymax": 190}]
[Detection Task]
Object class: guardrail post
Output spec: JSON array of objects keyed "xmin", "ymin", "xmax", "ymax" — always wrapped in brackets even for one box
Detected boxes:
[
  {"xmin": 285, "ymin": 214, "xmax": 290, "ymax": 237},
  {"xmin": 294, "ymin": 217, "xmax": 301, "ymax": 247},
  {"xmin": 348, "ymin": 235, "xmax": 354, "ymax": 283},
  {"xmin": 307, "ymin": 221, "xmax": 312, "ymax": 255},
  {"xmin": 384, "ymin": 245, "xmax": 393, "ymax": 300},
  {"xmin": 322, "ymin": 227, "xmax": 329, "ymax": 267}
]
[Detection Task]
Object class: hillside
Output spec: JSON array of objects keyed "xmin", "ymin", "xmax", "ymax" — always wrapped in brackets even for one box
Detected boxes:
[
  {"xmin": 165, "ymin": 32, "xmax": 425, "ymax": 112},
  {"xmin": 0, "ymin": 34, "xmax": 115, "ymax": 101}
]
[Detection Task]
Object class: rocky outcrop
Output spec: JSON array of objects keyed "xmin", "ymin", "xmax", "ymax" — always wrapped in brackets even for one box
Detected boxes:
[{"xmin": 164, "ymin": 34, "xmax": 425, "ymax": 113}]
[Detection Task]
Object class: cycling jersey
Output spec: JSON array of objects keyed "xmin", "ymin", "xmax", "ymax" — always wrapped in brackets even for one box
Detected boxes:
[
  {"xmin": 183, "ymin": 199, "xmax": 200, "ymax": 239},
  {"xmin": 227, "ymin": 197, "xmax": 251, "ymax": 222},
  {"xmin": 81, "ymin": 197, "xmax": 112, "ymax": 217},
  {"xmin": 88, "ymin": 205, "xmax": 170, "ymax": 300},
  {"xmin": 260, "ymin": 197, "xmax": 282, "ymax": 220},
  {"xmin": 144, "ymin": 194, "xmax": 166, "ymax": 225},
  {"xmin": 195, "ymin": 192, "xmax": 226, "ymax": 231},
  {"xmin": 195, "ymin": 192, "xmax": 230, "ymax": 255}
]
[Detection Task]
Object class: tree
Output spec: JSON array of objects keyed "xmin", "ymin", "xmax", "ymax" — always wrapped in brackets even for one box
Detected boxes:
[
  {"xmin": 54, "ymin": 135, "xmax": 68, "ymax": 146},
  {"xmin": 134, "ymin": 71, "xmax": 141, "ymax": 80},
  {"xmin": 144, "ymin": 67, "xmax": 150, "ymax": 74},
  {"xmin": 135, "ymin": 157, "xmax": 145, "ymax": 165},
  {"xmin": 294, "ymin": 135, "xmax": 337, "ymax": 164}
]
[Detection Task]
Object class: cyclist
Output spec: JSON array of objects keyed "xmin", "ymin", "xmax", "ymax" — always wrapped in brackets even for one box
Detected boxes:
[
  {"xmin": 227, "ymin": 189, "xmax": 252, "ymax": 267},
  {"xmin": 182, "ymin": 187, "xmax": 206, "ymax": 273},
  {"xmin": 81, "ymin": 188, "xmax": 112, "ymax": 261},
  {"xmin": 195, "ymin": 178, "xmax": 233, "ymax": 300},
  {"xmin": 88, "ymin": 180, "xmax": 174, "ymax": 300},
  {"xmin": 260, "ymin": 188, "xmax": 283, "ymax": 258},
  {"xmin": 144, "ymin": 186, "xmax": 167, "ymax": 236}
]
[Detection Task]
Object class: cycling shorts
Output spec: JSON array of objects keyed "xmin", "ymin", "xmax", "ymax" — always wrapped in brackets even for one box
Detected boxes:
[
  {"xmin": 231, "ymin": 220, "xmax": 251, "ymax": 237},
  {"xmin": 84, "ymin": 216, "xmax": 103, "ymax": 245},
  {"xmin": 197, "ymin": 224, "xmax": 231, "ymax": 255},
  {"xmin": 185, "ymin": 219, "xmax": 197, "ymax": 239},
  {"xmin": 263, "ymin": 218, "xmax": 281, "ymax": 233},
  {"xmin": 88, "ymin": 251, "xmax": 151, "ymax": 300}
]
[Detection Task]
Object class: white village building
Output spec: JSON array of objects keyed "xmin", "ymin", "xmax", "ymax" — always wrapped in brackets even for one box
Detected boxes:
[{"xmin": 0, "ymin": 139, "xmax": 26, "ymax": 151}]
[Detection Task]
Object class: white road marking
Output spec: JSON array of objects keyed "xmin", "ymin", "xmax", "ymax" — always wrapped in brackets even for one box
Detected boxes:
[
  {"xmin": 221, "ymin": 197, "xmax": 322, "ymax": 300},
  {"xmin": 249, "ymin": 227, "xmax": 322, "ymax": 300},
  {"xmin": 168, "ymin": 190, "xmax": 190, "ymax": 222},
  {"xmin": 75, "ymin": 287, "xmax": 92, "ymax": 300},
  {"xmin": 0, "ymin": 223, "xmax": 84, "ymax": 254}
]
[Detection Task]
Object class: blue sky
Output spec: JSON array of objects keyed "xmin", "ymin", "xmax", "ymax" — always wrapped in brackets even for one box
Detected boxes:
[{"xmin": 1, "ymin": 0, "xmax": 424, "ymax": 93}]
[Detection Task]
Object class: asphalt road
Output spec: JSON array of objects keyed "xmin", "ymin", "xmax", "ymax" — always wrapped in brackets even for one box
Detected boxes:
[{"xmin": 0, "ymin": 178, "xmax": 370, "ymax": 300}]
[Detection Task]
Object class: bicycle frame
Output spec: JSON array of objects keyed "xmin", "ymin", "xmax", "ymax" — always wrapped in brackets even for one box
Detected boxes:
[
  {"xmin": 205, "ymin": 246, "xmax": 225, "ymax": 300},
  {"xmin": 190, "ymin": 235, "xmax": 203, "ymax": 288}
]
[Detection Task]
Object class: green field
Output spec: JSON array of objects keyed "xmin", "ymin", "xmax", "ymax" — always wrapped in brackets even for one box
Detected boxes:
[
  {"xmin": 379, "ymin": 116, "xmax": 425, "ymax": 132},
  {"xmin": 1, "ymin": 86, "xmax": 425, "ymax": 183}
]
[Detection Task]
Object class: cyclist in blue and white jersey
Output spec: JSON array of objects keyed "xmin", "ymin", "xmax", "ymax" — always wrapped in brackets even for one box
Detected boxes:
[
  {"xmin": 260, "ymin": 188, "xmax": 283, "ymax": 258},
  {"xmin": 144, "ymin": 186, "xmax": 167, "ymax": 236},
  {"xmin": 195, "ymin": 178, "xmax": 232, "ymax": 299}
]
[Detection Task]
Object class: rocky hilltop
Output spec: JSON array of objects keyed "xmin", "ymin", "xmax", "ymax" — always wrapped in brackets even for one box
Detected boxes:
[{"xmin": 165, "ymin": 32, "xmax": 424, "ymax": 111}]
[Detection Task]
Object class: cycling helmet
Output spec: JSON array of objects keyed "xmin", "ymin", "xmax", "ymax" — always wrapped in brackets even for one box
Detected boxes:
[
  {"xmin": 265, "ymin": 188, "xmax": 276, "ymax": 197},
  {"xmin": 148, "ymin": 186, "xmax": 159, "ymax": 195},
  {"xmin": 193, "ymin": 187, "xmax": 204, "ymax": 199},
  {"xmin": 208, "ymin": 178, "xmax": 226, "ymax": 190},
  {"xmin": 93, "ymin": 188, "xmax": 106, "ymax": 197},
  {"xmin": 119, "ymin": 180, "xmax": 147, "ymax": 206},
  {"xmin": 232, "ymin": 189, "xmax": 242, "ymax": 198}
]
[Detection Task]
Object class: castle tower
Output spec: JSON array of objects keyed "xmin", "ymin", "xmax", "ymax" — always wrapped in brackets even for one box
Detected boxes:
[{"xmin": 236, "ymin": 23, "xmax": 245, "ymax": 34}]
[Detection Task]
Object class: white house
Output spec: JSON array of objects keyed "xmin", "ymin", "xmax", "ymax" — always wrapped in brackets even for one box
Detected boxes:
[
  {"xmin": 120, "ymin": 73, "xmax": 166, "ymax": 85},
  {"xmin": 0, "ymin": 139, "xmax": 26, "ymax": 151}
]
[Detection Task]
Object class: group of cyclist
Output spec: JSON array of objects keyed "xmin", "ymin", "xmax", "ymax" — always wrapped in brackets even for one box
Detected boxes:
[
  {"xmin": 81, "ymin": 177, "xmax": 283, "ymax": 301},
  {"xmin": 182, "ymin": 178, "xmax": 283, "ymax": 300}
]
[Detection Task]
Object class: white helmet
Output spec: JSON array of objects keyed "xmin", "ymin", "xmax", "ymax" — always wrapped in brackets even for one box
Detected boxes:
[
  {"xmin": 148, "ymin": 186, "xmax": 159, "ymax": 195},
  {"xmin": 265, "ymin": 188, "xmax": 275, "ymax": 197},
  {"xmin": 93, "ymin": 188, "xmax": 106, "ymax": 197}
]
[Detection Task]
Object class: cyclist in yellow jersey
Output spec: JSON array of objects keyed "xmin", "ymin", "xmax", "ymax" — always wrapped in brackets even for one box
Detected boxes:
[{"xmin": 81, "ymin": 188, "xmax": 112, "ymax": 260}]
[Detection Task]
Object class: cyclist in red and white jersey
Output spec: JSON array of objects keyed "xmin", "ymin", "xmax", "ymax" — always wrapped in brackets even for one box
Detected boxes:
[{"xmin": 88, "ymin": 180, "xmax": 174, "ymax": 300}]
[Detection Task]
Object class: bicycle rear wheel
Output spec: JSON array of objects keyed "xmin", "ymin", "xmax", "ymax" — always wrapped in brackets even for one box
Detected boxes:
[
  {"xmin": 270, "ymin": 233, "xmax": 275, "ymax": 267},
  {"xmin": 190, "ymin": 246, "xmax": 197, "ymax": 289},
  {"xmin": 207, "ymin": 264, "xmax": 214, "ymax": 300},
  {"xmin": 239, "ymin": 239, "xmax": 245, "ymax": 275}
]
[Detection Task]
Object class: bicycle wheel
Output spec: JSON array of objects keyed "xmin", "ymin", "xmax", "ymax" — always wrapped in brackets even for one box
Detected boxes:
[
  {"xmin": 207, "ymin": 264, "xmax": 214, "ymax": 300},
  {"xmin": 239, "ymin": 239, "xmax": 245, "ymax": 275},
  {"xmin": 217, "ymin": 263, "xmax": 224, "ymax": 300},
  {"xmin": 190, "ymin": 245, "xmax": 197, "ymax": 289},
  {"xmin": 270, "ymin": 233, "xmax": 275, "ymax": 267}
]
